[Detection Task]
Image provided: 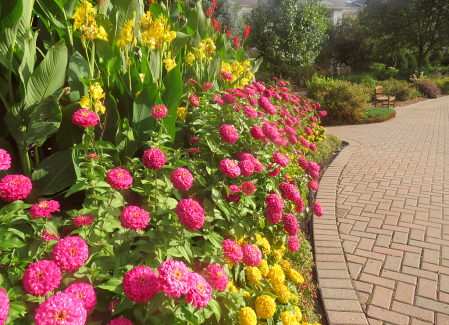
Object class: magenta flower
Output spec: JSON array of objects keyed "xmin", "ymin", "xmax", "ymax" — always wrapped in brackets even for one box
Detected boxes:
[
  {"xmin": 262, "ymin": 122, "xmax": 279, "ymax": 141},
  {"xmin": 252, "ymin": 159, "xmax": 263, "ymax": 172},
  {"xmin": 152, "ymin": 104, "xmax": 168, "ymax": 119},
  {"xmin": 288, "ymin": 236, "xmax": 300, "ymax": 252},
  {"xmin": 313, "ymin": 203, "xmax": 324, "ymax": 217},
  {"xmin": 266, "ymin": 209, "xmax": 282, "ymax": 224},
  {"xmin": 299, "ymin": 137, "xmax": 310, "ymax": 148},
  {"xmin": 41, "ymin": 229, "xmax": 59, "ymax": 242},
  {"xmin": 265, "ymin": 193, "xmax": 284, "ymax": 212},
  {"xmin": 202, "ymin": 82, "xmax": 212, "ymax": 91},
  {"xmin": 243, "ymin": 105, "xmax": 257, "ymax": 119},
  {"xmin": 236, "ymin": 152, "xmax": 254, "ymax": 162},
  {"xmin": 143, "ymin": 148, "xmax": 166, "ymax": 170},
  {"xmin": 29, "ymin": 200, "xmax": 60, "ymax": 219},
  {"xmin": 273, "ymin": 152, "xmax": 289, "ymax": 167},
  {"xmin": 158, "ymin": 259, "xmax": 190, "ymax": 298},
  {"xmin": 221, "ymin": 239, "xmax": 243, "ymax": 263},
  {"xmin": 282, "ymin": 213, "xmax": 299, "ymax": 236},
  {"xmin": 65, "ymin": 283, "xmax": 97, "ymax": 313},
  {"xmin": 23, "ymin": 260, "xmax": 61, "ymax": 297},
  {"xmin": 219, "ymin": 159, "xmax": 240, "ymax": 178},
  {"xmin": 170, "ymin": 167, "xmax": 194, "ymax": 190},
  {"xmin": 279, "ymin": 182, "xmax": 301, "ymax": 203},
  {"xmin": 250, "ymin": 125, "xmax": 264, "ymax": 140},
  {"xmin": 73, "ymin": 215, "xmax": 95, "ymax": 227},
  {"xmin": 108, "ymin": 300, "xmax": 118, "ymax": 313},
  {"xmin": 221, "ymin": 93, "xmax": 236, "ymax": 105},
  {"xmin": 123, "ymin": 265, "xmax": 159, "ymax": 303},
  {"xmin": 190, "ymin": 94, "xmax": 200, "ymax": 107},
  {"xmin": 34, "ymin": 292, "xmax": 87, "ymax": 325},
  {"xmin": 241, "ymin": 181, "xmax": 255, "ymax": 194},
  {"xmin": 213, "ymin": 94, "xmax": 224, "ymax": 105},
  {"xmin": 0, "ymin": 149, "xmax": 11, "ymax": 171},
  {"xmin": 242, "ymin": 244, "xmax": 262, "ymax": 266},
  {"xmin": 220, "ymin": 71, "xmax": 233, "ymax": 81},
  {"xmin": 175, "ymin": 198, "xmax": 205, "ymax": 231},
  {"xmin": 239, "ymin": 159, "xmax": 254, "ymax": 177},
  {"xmin": 186, "ymin": 272, "xmax": 212, "ymax": 310},
  {"xmin": 204, "ymin": 264, "xmax": 228, "ymax": 291},
  {"xmin": 189, "ymin": 137, "xmax": 200, "ymax": 144},
  {"xmin": 310, "ymin": 143, "xmax": 317, "ymax": 151},
  {"xmin": 309, "ymin": 180, "xmax": 319, "ymax": 191},
  {"xmin": 52, "ymin": 236, "xmax": 89, "ymax": 272},
  {"xmin": 106, "ymin": 168, "xmax": 133, "ymax": 190},
  {"xmin": 258, "ymin": 96, "xmax": 276, "ymax": 115},
  {"xmin": 219, "ymin": 125, "xmax": 239, "ymax": 144},
  {"xmin": 72, "ymin": 109, "xmax": 98, "ymax": 127},
  {"xmin": 108, "ymin": 318, "xmax": 133, "ymax": 325},
  {"xmin": 120, "ymin": 206, "xmax": 150, "ymax": 231},
  {"xmin": 0, "ymin": 174, "xmax": 32, "ymax": 202},
  {"xmin": 0, "ymin": 287, "xmax": 9, "ymax": 325},
  {"xmin": 85, "ymin": 154, "xmax": 99, "ymax": 161}
]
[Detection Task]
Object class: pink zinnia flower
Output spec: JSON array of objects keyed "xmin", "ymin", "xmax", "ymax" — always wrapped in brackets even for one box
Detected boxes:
[
  {"xmin": 29, "ymin": 200, "xmax": 60, "ymax": 219},
  {"xmin": 188, "ymin": 148, "xmax": 200, "ymax": 153},
  {"xmin": 241, "ymin": 181, "xmax": 255, "ymax": 194},
  {"xmin": 288, "ymin": 236, "xmax": 300, "ymax": 252},
  {"xmin": 189, "ymin": 137, "xmax": 200, "ymax": 144},
  {"xmin": 266, "ymin": 209, "xmax": 282, "ymax": 224},
  {"xmin": 220, "ymin": 71, "xmax": 233, "ymax": 81},
  {"xmin": 236, "ymin": 152, "xmax": 254, "ymax": 162},
  {"xmin": 188, "ymin": 79, "xmax": 198, "ymax": 84},
  {"xmin": 304, "ymin": 126, "xmax": 313, "ymax": 136},
  {"xmin": 243, "ymin": 105, "xmax": 257, "ymax": 119},
  {"xmin": 143, "ymin": 148, "xmax": 166, "ymax": 170},
  {"xmin": 108, "ymin": 318, "xmax": 133, "ymax": 325},
  {"xmin": 152, "ymin": 104, "xmax": 168, "ymax": 119},
  {"xmin": 0, "ymin": 149, "xmax": 11, "ymax": 171},
  {"xmin": 72, "ymin": 109, "xmax": 98, "ymax": 127},
  {"xmin": 52, "ymin": 236, "xmax": 89, "ymax": 272},
  {"xmin": 258, "ymin": 97, "xmax": 276, "ymax": 115},
  {"xmin": 120, "ymin": 206, "xmax": 150, "ymax": 231},
  {"xmin": 0, "ymin": 174, "xmax": 32, "ymax": 202},
  {"xmin": 310, "ymin": 143, "xmax": 317, "ymax": 151},
  {"xmin": 175, "ymin": 198, "xmax": 205, "ymax": 230},
  {"xmin": 106, "ymin": 168, "xmax": 133, "ymax": 190},
  {"xmin": 253, "ymin": 159, "xmax": 263, "ymax": 172},
  {"xmin": 309, "ymin": 180, "xmax": 319, "ymax": 191},
  {"xmin": 262, "ymin": 122, "xmax": 279, "ymax": 141},
  {"xmin": 221, "ymin": 239, "xmax": 243, "ymax": 263},
  {"xmin": 242, "ymin": 244, "xmax": 262, "ymax": 266},
  {"xmin": 41, "ymin": 229, "xmax": 59, "ymax": 242},
  {"xmin": 313, "ymin": 203, "xmax": 324, "ymax": 217},
  {"xmin": 221, "ymin": 93, "xmax": 236, "ymax": 105},
  {"xmin": 34, "ymin": 292, "xmax": 87, "ymax": 325},
  {"xmin": 204, "ymin": 264, "xmax": 228, "ymax": 291},
  {"xmin": 65, "ymin": 283, "xmax": 97, "ymax": 313},
  {"xmin": 219, "ymin": 125, "xmax": 239, "ymax": 144},
  {"xmin": 250, "ymin": 125, "xmax": 264, "ymax": 140},
  {"xmin": 239, "ymin": 160, "xmax": 254, "ymax": 177},
  {"xmin": 265, "ymin": 193, "xmax": 284, "ymax": 212},
  {"xmin": 108, "ymin": 300, "xmax": 118, "ymax": 313},
  {"xmin": 189, "ymin": 94, "xmax": 200, "ymax": 107},
  {"xmin": 23, "ymin": 260, "xmax": 61, "ymax": 297},
  {"xmin": 213, "ymin": 94, "xmax": 224, "ymax": 105},
  {"xmin": 219, "ymin": 159, "xmax": 240, "ymax": 178},
  {"xmin": 123, "ymin": 265, "xmax": 159, "ymax": 303},
  {"xmin": 202, "ymin": 82, "xmax": 212, "ymax": 91},
  {"xmin": 0, "ymin": 287, "xmax": 9, "ymax": 325},
  {"xmin": 225, "ymin": 184, "xmax": 241, "ymax": 203},
  {"xmin": 186, "ymin": 272, "xmax": 212, "ymax": 310},
  {"xmin": 300, "ymin": 137, "xmax": 310, "ymax": 148},
  {"xmin": 158, "ymin": 259, "xmax": 190, "ymax": 298},
  {"xmin": 170, "ymin": 168, "xmax": 194, "ymax": 191},
  {"xmin": 289, "ymin": 135, "xmax": 298, "ymax": 145},
  {"xmin": 279, "ymin": 182, "xmax": 301, "ymax": 202},
  {"xmin": 282, "ymin": 213, "xmax": 299, "ymax": 236},
  {"xmin": 73, "ymin": 215, "xmax": 95, "ymax": 227},
  {"xmin": 273, "ymin": 152, "xmax": 289, "ymax": 167},
  {"xmin": 85, "ymin": 154, "xmax": 99, "ymax": 161}
]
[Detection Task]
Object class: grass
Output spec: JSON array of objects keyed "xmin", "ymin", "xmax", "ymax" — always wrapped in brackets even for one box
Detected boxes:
[
  {"xmin": 360, "ymin": 106, "xmax": 396, "ymax": 123},
  {"xmin": 305, "ymin": 134, "xmax": 342, "ymax": 164}
]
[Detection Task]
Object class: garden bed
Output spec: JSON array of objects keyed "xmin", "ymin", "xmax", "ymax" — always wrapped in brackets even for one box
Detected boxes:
[{"xmin": 366, "ymin": 96, "xmax": 428, "ymax": 108}]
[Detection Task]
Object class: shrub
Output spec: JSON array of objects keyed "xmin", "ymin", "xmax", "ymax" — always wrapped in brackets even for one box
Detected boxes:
[
  {"xmin": 337, "ymin": 73, "xmax": 377, "ymax": 88},
  {"xmin": 318, "ymin": 80, "xmax": 369, "ymax": 121},
  {"xmin": 408, "ymin": 53, "xmax": 418, "ymax": 69},
  {"xmin": 305, "ymin": 73, "xmax": 334, "ymax": 98},
  {"xmin": 411, "ymin": 81, "xmax": 442, "ymax": 98},
  {"xmin": 398, "ymin": 52, "xmax": 409, "ymax": 70},
  {"xmin": 434, "ymin": 77, "xmax": 449, "ymax": 95},
  {"xmin": 378, "ymin": 78, "xmax": 417, "ymax": 101}
]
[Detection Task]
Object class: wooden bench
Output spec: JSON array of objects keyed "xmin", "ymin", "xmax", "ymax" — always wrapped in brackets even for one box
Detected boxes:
[{"xmin": 374, "ymin": 86, "xmax": 396, "ymax": 108}]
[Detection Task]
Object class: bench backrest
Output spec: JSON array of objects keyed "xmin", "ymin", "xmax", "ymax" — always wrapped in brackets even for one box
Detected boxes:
[{"xmin": 375, "ymin": 86, "xmax": 383, "ymax": 99}]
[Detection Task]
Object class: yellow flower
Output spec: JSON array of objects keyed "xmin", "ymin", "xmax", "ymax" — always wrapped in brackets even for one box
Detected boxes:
[
  {"xmin": 255, "ymin": 295, "xmax": 276, "ymax": 319},
  {"xmin": 97, "ymin": 26, "xmax": 108, "ymax": 41},
  {"xmin": 258, "ymin": 259, "xmax": 269, "ymax": 277},
  {"xmin": 291, "ymin": 293, "xmax": 299, "ymax": 303},
  {"xmin": 73, "ymin": 0, "xmax": 102, "ymax": 41},
  {"xmin": 256, "ymin": 235, "xmax": 271, "ymax": 254},
  {"xmin": 246, "ymin": 266, "xmax": 261, "ymax": 287},
  {"xmin": 272, "ymin": 249, "xmax": 283, "ymax": 261},
  {"xmin": 279, "ymin": 260, "xmax": 291, "ymax": 273},
  {"xmin": 140, "ymin": 13, "xmax": 175, "ymax": 50},
  {"xmin": 80, "ymin": 94, "xmax": 91, "ymax": 109},
  {"xmin": 293, "ymin": 306, "xmax": 302, "ymax": 322},
  {"xmin": 199, "ymin": 38, "xmax": 216, "ymax": 57},
  {"xmin": 94, "ymin": 101, "xmax": 106, "ymax": 114},
  {"xmin": 237, "ymin": 237, "xmax": 247, "ymax": 246},
  {"xmin": 238, "ymin": 307, "xmax": 257, "ymax": 325},
  {"xmin": 116, "ymin": 19, "xmax": 135, "ymax": 47},
  {"xmin": 289, "ymin": 269, "xmax": 304, "ymax": 284},
  {"xmin": 303, "ymin": 148, "xmax": 309, "ymax": 154},
  {"xmin": 241, "ymin": 290, "xmax": 251, "ymax": 298},
  {"xmin": 281, "ymin": 311, "xmax": 297, "ymax": 325},
  {"xmin": 274, "ymin": 284, "xmax": 290, "ymax": 304},
  {"xmin": 139, "ymin": 73, "xmax": 145, "ymax": 83},
  {"xmin": 163, "ymin": 52, "xmax": 176, "ymax": 72},
  {"xmin": 227, "ymin": 280, "xmax": 238, "ymax": 293},
  {"xmin": 186, "ymin": 52, "xmax": 196, "ymax": 66},
  {"xmin": 89, "ymin": 83, "xmax": 105, "ymax": 100},
  {"xmin": 268, "ymin": 264, "xmax": 285, "ymax": 285},
  {"xmin": 135, "ymin": 91, "xmax": 141, "ymax": 97},
  {"xmin": 177, "ymin": 107, "xmax": 187, "ymax": 121}
]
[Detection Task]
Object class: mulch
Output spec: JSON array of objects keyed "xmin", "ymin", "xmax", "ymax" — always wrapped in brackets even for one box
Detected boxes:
[{"xmin": 366, "ymin": 97, "xmax": 428, "ymax": 108}]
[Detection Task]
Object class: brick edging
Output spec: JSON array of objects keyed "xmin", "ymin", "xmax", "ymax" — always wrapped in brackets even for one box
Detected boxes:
[{"xmin": 313, "ymin": 139, "xmax": 369, "ymax": 325}]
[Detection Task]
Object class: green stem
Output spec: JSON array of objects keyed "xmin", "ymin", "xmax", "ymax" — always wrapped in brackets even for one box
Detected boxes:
[
  {"xmin": 34, "ymin": 146, "xmax": 40, "ymax": 166},
  {"xmin": 59, "ymin": 0, "xmax": 74, "ymax": 49},
  {"xmin": 90, "ymin": 41, "xmax": 96, "ymax": 78},
  {"xmin": 20, "ymin": 148, "xmax": 32, "ymax": 178},
  {"xmin": 0, "ymin": 91, "xmax": 10, "ymax": 111},
  {"xmin": 154, "ymin": 171, "xmax": 158, "ymax": 213}
]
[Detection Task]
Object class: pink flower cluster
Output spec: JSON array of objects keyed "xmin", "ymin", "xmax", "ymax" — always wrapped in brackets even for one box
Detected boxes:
[
  {"xmin": 219, "ymin": 159, "xmax": 240, "ymax": 178},
  {"xmin": 72, "ymin": 109, "xmax": 98, "ymax": 127},
  {"xmin": 106, "ymin": 168, "xmax": 133, "ymax": 190},
  {"xmin": 0, "ymin": 149, "xmax": 11, "ymax": 171},
  {"xmin": 74, "ymin": 214, "xmax": 95, "ymax": 227},
  {"xmin": 175, "ymin": 198, "xmax": 205, "ymax": 230},
  {"xmin": 242, "ymin": 244, "xmax": 262, "ymax": 266},
  {"xmin": 152, "ymin": 104, "xmax": 168, "ymax": 119},
  {"xmin": 313, "ymin": 202, "xmax": 324, "ymax": 217},
  {"xmin": 35, "ymin": 292, "xmax": 87, "ymax": 325},
  {"xmin": 108, "ymin": 318, "xmax": 133, "ymax": 325},
  {"xmin": 29, "ymin": 200, "xmax": 60, "ymax": 219},
  {"xmin": 65, "ymin": 283, "xmax": 97, "ymax": 313},
  {"xmin": 170, "ymin": 167, "xmax": 194, "ymax": 190},
  {"xmin": 41, "ymin": 229, "xmax": 59, "ymax": 242},
  {"xmin": 224, "ymin": 184, "xmax": 241, "ymax": 203},
  {"xmin": 0, "ymin": 287, "xmax": 9, "ymax": 325},
  {"xmin": 0, "ymin": 174, "xmax": 32, "ymax": 202},
  {"xmin": 23, "ymin": 260, "xmax": 62, "ymax": 296},
  {"xmin": 120, "ymin": 206, "xmax": 150, "ymax": 231},
  {"xmin": 123, "ymin": 265, "xmax": 159, "ymax": 302},
  {"xmin": 219, "ymin": 125, "xmax": 239, "ymax": 144},
  {"xmin": 265, "ymin": 193, "xmax": 284, "ymax": 224},
  {"xmin": 52, "ymin": 236, "xmax": 89, "ymax": 271},
  {"xmin": 221, "ymin": 239, "xmax": 243, "ymax": 263},
  {"xmin": 158, "ymin": 259, "xmax": 190, "ymax": 298},
  {"xmin": 204, "ymin": 264, "xmax": 228, "ymax": 291},
  {"xmin": 143, "ymin": 148, "xmax": 166, "ymax": 170},
  {"xmin": 282, "ymin": 213, "xmax": 299, "ymax": 236}
]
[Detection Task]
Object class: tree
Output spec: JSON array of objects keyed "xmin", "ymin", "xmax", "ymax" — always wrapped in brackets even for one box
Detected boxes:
[
  {"xmin": 247, "ymin": 0, "xmax": 328, "ymax": 74},
  {"xmin": 201, "ymin": 0, "xmax": 245, "ymax": 38},
  {"xmin": 359, "ymin": 0, "xmax": 449, "ymax": 67}
]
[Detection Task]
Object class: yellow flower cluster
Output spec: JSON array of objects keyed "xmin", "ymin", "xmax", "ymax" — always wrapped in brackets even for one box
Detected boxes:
[
  {"xmin": 293, "ymin": 306, "xmax": 302, "ymax": 322},
  {"xmin": 238, "ymin": 307, "xmax": 257, "ymax": 325},
  {"xmin": 72, "ymin": 0, "xmax": 108, "ymax": 42},
  {"xmin": 81, "ymin": 82, "xmax": 106, "ymax": 114},
  {"xmin": 255, "ymin": 295, "xmax": 276, "ymax": 319},
  {"xmin": 268, "ymin": 264, "xmax": 285, "ymax": 285},
  {"xmin": 256, "ymin": 235, "xmax": 271, "ymax": 254},
  {"xmin": 227, "ymin": 280, "xmax": 238, "ymax": 294},
  {"xmin": 246, "ymin": 266, "xmax": 261, "ymax": 287},
  {"xmin": 221, "ymin": 61, "xmax": 253, "ymax": 87},
  {"xmin": 279, "ymin": 260, "xmax": 291, "ymax": 273},
  {"xmin": 274, "ymin": 284, "xmax": 290, "ymax": 304},
  {"xmin": 258, "ymin": 259, "xmax": 269, "ymax": 277},
  {"xmin": 289, "ymin": 269, "xmax": 304, "ymax": 284},
  {"xmin": 177, "ymin": 107, "xmax": 187, "ymax": 121},
  {"xmin": 237, "ymin": 237, "xmax": 247, "ymax": 246},
  {"xmin": 164, "ymin": 52, "xmax": 176, "ymax": 72},
  {"xmin": 140, "ymin": 13, "xmax": 176, "ymax": 50},
  {"xmin": 187, "ymin": 38, "xmax": 216, "ymax": 66},
  {"xmin": 281, "ymin": 311, "xmax": 297, "ymax": 325},
  {"xmin": 116, "ymin": 19, "xmax": 135, "ymax": 47}
]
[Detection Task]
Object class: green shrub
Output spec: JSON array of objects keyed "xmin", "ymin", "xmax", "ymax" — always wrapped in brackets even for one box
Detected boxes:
[
  {"xmin": 408, "ymin": 53, "xmax": 418, "ymax": 69},
  {"xmin": 337, "ymin": 73, "xmax": 377, "ymax": 88},
  {"xmin": 305, "ymin": 73, "xmax": 334, "ymax": 98},
  {"xmin": 305, "ymin": 134, "xmax": 342, "ymax": 164},
  {"xmin": 318, "ymin": 80, "xmax": 369, "ymax": 121},
  {"xmin": 398, "ymin": 52, "xmax": 409, "ymax": 70},
  {"xmin": 434, "ymin": 77, "xmax": 449, "ymax": 95},
  {"xmin": 378, "ymin": 78, "xmax": 417, "ymax": 101}
]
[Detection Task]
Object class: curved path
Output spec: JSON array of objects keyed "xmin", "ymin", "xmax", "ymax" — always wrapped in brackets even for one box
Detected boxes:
[{"xmin": 315, "ymin": 97, "xmax": 449, "ymax": 325}]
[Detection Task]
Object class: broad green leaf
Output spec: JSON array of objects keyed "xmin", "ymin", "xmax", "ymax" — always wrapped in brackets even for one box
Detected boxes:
[
  {"xmin": 32, "ymin": 150, "xmax": 77, "ymax": 195},
  {"xmin": 100, "ymin": 93, "xmax": 120, "ymax": 142},
  {"xmin": 186, "ymin": 1, "xmax": 207, "ymax": 38},
  {"xmin": 0, "ymin": 237, "xmax": 25, "ymax": 249},
  {"xmin": 57, "ymin": 103, "xmax": 84, "ymax": 150},
  {"xmin": 25, "ymin": 40, "xmax": 68, "ymax": 107},
  {"xmin": 249, "ymin": 57, "xmax": 263, "ymax": 75},
  {"xmin": 0, "ymin": 0, "xmax": 23, "ymax": 32},
  {"xmin": 97, "ymin": 277, "xmax": 123, "ymax": 293},
  {"xmin": 0, "ymin": 201, "xmax": 32, "ymax": 223},
  {"xmin": 4, "ymin": 102, "xmax": 25, "ymax": 148},
  {"xmin": 109, "ymin": 0, "xmax": 142, "ymax": 42},
  {"xmin": 0, "ymin": 20, "xmax": 20, "ymax": 70},
  {"xmin": 68, "ymin": 51, "xmax": 89, "ymax": 102},
  {"xmin": 207, "ymin": 53, "xmax": 222, "ymax": 82},
  {"xmin": 18, "ymin": 31, "xmax": 37, "ymax": 88},
  {"xmin": 162, "ymin": 65, "xmax": 182, "ymax": 141},
  {"xmin": 209, "ymin": 299, "xmax": 222, "ymax": 323},
  {"xmin": 116, "ymin": 118, "xmax": 139, "ymax": 158},
  {"xmin": 235, "ymin": 47, "xmax": 245, "ymax": 62},
  {"xmin": 173, "ymin": 32, "xmax": 190, "ymax": 54},
  {"xmin": 132, "ymin": 83, "xmax": 159, "ymax": 146}
]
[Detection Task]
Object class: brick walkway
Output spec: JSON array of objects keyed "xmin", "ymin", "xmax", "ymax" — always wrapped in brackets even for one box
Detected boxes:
[{"xmin": 315, "ymin": 97, "xmax": 449, "ymax": 325}]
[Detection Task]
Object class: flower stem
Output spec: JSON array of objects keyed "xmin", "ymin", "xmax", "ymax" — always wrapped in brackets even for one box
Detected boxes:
[{"xmin": 154, "ymin": 171, "xmax": 158, "ymax": 213}]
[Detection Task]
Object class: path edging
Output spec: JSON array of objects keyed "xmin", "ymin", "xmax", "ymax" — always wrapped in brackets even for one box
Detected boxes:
[{"xmin": 313, "ymin": 140, "xmax": 369, "ymax": 325}]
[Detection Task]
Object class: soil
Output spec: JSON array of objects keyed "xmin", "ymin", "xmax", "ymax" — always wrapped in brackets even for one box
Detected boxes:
[
  {"xmin": 298, "ymin": 141, "xmax": 349, "ymax": 325},
  {"xmin": 366, "ymin": 96, "xmax": 428, "ymax": 108}
]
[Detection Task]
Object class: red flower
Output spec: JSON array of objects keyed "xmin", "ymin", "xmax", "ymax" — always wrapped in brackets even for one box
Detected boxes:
[
  {"xmin": 189, "ymin": 95, "xmax": 200, "ymax": 107},
  {"xmin": 233, "ymin": 35, "xmax": 239, "ymax": 50},
  {"xmin": 244, "ymin": 25, "xmax": 250, "ymax": 39},
  {"xmin": 226, "ymin": 30, "xmax": 231, "ymax": 39},
  {"xmin": 211, "ymin": 19, "xmax": 221, "ymax": 32}
]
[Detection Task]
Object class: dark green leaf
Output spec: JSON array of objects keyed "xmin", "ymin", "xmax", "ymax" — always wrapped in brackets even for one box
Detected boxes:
[
  {"xmin": 68, "ymin": 51, "xmax": 89, "ymax": 102},
  {"xmin": 162, "ymin": 65, "xmax": 183, "ymax": 141}
]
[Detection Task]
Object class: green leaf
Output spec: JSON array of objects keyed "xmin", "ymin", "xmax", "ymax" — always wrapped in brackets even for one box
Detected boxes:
[
  {"xmin": 18, "ymin": 31, "xmax": 37, "ymax": 88},
  {"xmin": 116, "ymin": 118, "xmax": 139, "ymax": 158},
  {"xmin": 7, "ymin": 300, "xmax": 27, "ymax": 320},
  {"xmin": 0, "ymin": 19, "xmax": 20, "ymax": 70},
  {"xmin": 207, "ymin": 53, "xmax": 221, "ymax": 82},
  {"xmin": 97, "ymin": 277, "xmax": 123, "ymax": 293},
  {"xmin": 109, "ymin": 0, "xmax": 142, "ymax": 42},
  {"xmin": 68, "ymin": 51, "xmax": 89, "ymax": 102},
  {"xmin": 209, "ymin": 299, "xmax": 222, "ymax": 323},
  {"xmin": 57, "ymin": 103, "xmax": 85, "ymax": 150},
  {"xmin": 173, "ymin": 32, "xmax": 190, "ymax": 53},
  {"xmin": 32, "ymin": 150, "xmax": 77, "ymax": 195},
  {"xmin": 0, "ymin": 201, "xmax": 32, "ymax": 222},
  {"xmin": 249, "ymin": 57, "xmax": 263, "ymax": 75},
  {"xmin": 235, "ymin": 47, "xmax": 245, "ymax": 62},
  {"xmin": 0, "ymin": 237, "xmax": 25, "ymax": 249},
  {"xmin": 186, "ymin": 1, "xmax": 207, "ymax": 38},
  {"xmin": 0, "ymin": 0, "xmax": 23, "ymax": 32},
  {"xmin": 162, "ymin": 65, "xmax": 183, "ymax": 141},
  {"xmin": 132, "ymin": 83, "xmax": 159, "ymax": 146},
  {"xmin": 145, "ymin": 292, "xmax": 166, "ymax": 318},
  {"xmin": 100, "ymin": 93, "xmax": 120, "ymax": 143},
  {"xmin": 25, "ymin": 39, "xmax": 68, "ymax": 107}
]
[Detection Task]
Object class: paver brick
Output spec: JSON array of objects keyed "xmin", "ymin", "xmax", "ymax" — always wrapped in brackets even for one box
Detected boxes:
[
  {"xmin": 370, "ymin": 285, "xmax": 393, "ymax": 309},
  {"xmin": 391, "ymin": 301, "xmax": 434, "ymax": 323},
  {"xmin": 394, "ymin": 281, "xmax": 415, "ymax": 305},
  {"xmin": 417, "ymin": 278, "xmax": 437, "ymax": 300},
  {"xmin": 367, "ymin": 305, "xmax": 409, "ymax": 325}
]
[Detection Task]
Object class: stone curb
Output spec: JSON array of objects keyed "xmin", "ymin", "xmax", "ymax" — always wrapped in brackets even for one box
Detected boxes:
[{"xmin": 313, "ymin": 139, "xmax": 369, "ymax": 325}]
